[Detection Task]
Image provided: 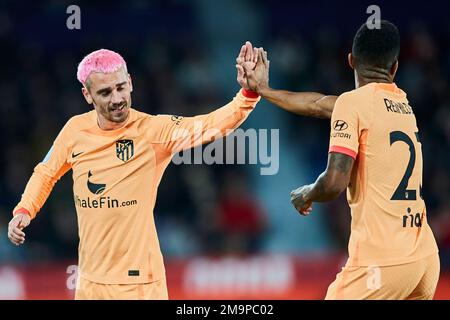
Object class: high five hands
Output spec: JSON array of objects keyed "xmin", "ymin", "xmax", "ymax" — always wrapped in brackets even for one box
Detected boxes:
[{"xmin": 236, "ymin": 41, "xmax": 270, "ymax": 93}]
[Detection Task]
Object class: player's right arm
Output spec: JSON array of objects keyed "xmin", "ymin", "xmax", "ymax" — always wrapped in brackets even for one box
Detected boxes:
[
  {"xmin": 8, "ymin": 121, "xmax": 72, "ymax": 246},
  {"xmin": 258, "ymin": 88, "xmax": 337, "ymax": 119},
  {"xmin": 240, "ymin": 48, "xmax": 337, "ymax": 119}
]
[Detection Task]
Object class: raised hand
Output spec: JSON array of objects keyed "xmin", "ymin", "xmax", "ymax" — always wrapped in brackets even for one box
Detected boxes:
[
  {"xmin": 240, "ymin": 48, "xmax": 270, "ymax": 93},
  {"xmin": 236, "ymin": 41, "xmax": 258, "ymax": 90}
]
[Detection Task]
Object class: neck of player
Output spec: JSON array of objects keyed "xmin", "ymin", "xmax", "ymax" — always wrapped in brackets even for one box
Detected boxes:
[
  {"xmin": 97, "ymin": 114, "xmax": 129, "ymax": 131},
  {"xmin": 356, "ymin": 68, "xmax": 393, "ymax": 88}
]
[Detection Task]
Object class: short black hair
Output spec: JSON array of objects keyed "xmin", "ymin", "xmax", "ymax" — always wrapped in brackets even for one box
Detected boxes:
[{"xmin": 352, "ymin": 20, "xmax": 400, "ymax": 70}]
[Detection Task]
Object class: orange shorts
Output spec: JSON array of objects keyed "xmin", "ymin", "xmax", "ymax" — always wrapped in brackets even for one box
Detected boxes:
[
  {"xmin": 75, "ymin": 277, "xmax": 168, "ymax": 300},
  {"xmin": 325, "ymin": 253, "xmax": 440, "ymax": 300}
]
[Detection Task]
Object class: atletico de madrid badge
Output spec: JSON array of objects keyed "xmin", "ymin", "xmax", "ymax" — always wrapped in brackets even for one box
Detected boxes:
[{"xmin": 116, "ymin": 139, "xmax": 134, "ymax": 162}]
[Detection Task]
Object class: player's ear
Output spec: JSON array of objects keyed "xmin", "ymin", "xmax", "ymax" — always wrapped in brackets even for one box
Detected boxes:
[
  {"xmin": 128, "ymin": 73, "xmax": 133, "ymax": 93},
  {"xmin": 82, "ymin": 86, "xmax": 93, "ymax": 105},
  {"xmin": 348, "ymin": 53, "xmax": 355, "ymax": 70},
  {"xmin": 390, "ymin": 60, "xmax": 399, "ymax": 78}
]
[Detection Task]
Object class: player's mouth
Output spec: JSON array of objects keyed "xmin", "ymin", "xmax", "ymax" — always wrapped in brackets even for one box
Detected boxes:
[{"xmin": 110, "ymin": 103, "xmax": 126, "ymax": 115}]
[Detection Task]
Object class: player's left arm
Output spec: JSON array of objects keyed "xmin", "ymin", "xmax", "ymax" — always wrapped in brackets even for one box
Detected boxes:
[
  {"xmin": 290, "ymin": 152, "xmax": 354, "ymax": 215},
  {"xmin": 161, "ymin": 89, "xmax": 259, "ymax": 154}
]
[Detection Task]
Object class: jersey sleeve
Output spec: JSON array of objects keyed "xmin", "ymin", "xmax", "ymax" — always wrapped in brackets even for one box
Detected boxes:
[
  {"xmin": 12, "ymin": 120, "xmax": 73, "ymax": 219},
  {"xmin": 152, "ymin": 89, "xmax": 260, "ymax": 154},
  {"xmin": 328, "ymin": 92, "xmax": 365, "ymax": 159}
]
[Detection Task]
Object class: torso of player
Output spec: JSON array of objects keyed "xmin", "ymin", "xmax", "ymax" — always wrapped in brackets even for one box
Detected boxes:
[
  {"xmin": 69, "ymin": 124, "xmax": 152, "ymax": 213},
  {"xmin": 63, "ymin": 109, "xmax": 171, "ymax": 283},
  {"xmin": 67, "ymin": 111, "xmax": 166, "ymax": 219},
  {"xmin": 341, "ymin": 83, "xmax": 438, "ymax": 266},
  {"xmin": 348, "ymin": 83, "xmax": 423, "ymax": 215}
]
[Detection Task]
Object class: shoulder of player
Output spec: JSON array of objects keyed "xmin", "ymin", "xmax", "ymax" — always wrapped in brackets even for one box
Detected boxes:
[
  {"xmin": 64, "ymin": 108, "xmax": 152, "ymax": 130},
  {"xmin": 131, "ymin": 111, "xmax": 180, "ymax": 140},
  {"xmin": 131, "ymin": 108, "xmax": 151, "ymax": 119},
  {"xmin": 129, "ymin": 110, "xmax": 158, "ymax": 126},
  {"xmin": 144, "ymin": 113, "xmax": 184, "ymax": 125},
  {"xmin": 71, "ymin": 109, "xmax": 100, "ymax": 123},
  {"xmin": 335, "ymin": 90, "xmax": 358, "ymax": 107},
  {"xmin": 141, "ymin": 113, "xmax": 187, "ymax": 143},
  {"xmin": 61, "ymin": 110, "xmax": 96, "ymax": 133},
  {"xmin": 335, "ymin": 85, "xmax": 375, "ymax": 108}
]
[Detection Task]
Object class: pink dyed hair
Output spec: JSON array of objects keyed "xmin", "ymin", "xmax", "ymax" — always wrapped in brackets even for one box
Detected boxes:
[{"xmin": 76, "ymin": 49, "xmax": 127, "ymax": 85}]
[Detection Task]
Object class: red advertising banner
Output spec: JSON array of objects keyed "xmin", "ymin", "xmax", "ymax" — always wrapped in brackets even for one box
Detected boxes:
[{"xmin": 1, "ymin": 255, "xmax": 449, "ymax": 300}]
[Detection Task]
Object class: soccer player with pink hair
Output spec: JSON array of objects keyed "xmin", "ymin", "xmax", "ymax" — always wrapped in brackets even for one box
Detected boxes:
[{"xmin": 8, "ymin": 45, "xmax": 261, "ymax": 299}]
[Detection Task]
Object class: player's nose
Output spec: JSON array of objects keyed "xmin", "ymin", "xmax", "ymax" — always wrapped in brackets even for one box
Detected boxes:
[{"xmin": 110, "ymin": 89, "xmax": 122, "ymax": 104}]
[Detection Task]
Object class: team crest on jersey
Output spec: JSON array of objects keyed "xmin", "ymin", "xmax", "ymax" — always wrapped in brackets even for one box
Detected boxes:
[{"xmin": 116, "ymin": 139, "xmax": 134, "ymax": 162}]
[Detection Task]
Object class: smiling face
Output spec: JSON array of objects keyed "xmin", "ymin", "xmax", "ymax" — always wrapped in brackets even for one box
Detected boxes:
[{"xmin": 82, "ymin": 66, "xmax": 133, "ymax": 130}]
